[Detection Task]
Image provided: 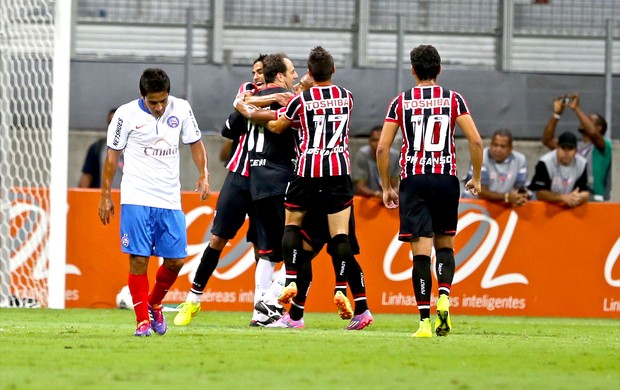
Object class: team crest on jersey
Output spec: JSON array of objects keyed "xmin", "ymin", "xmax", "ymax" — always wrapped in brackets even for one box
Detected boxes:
[
  {"xmin": 167, "ymin": 116, "xmax": 179, "ymax": 128},
  {"xmin": 121, "ymin": 233, "xmax": 130, "ymax": 247}
]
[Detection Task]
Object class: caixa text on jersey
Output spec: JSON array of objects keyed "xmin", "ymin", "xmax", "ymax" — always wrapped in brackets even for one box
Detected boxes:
[{"xmin": 143, "ymin": 146, "xmax": 179, "ymax": 157}]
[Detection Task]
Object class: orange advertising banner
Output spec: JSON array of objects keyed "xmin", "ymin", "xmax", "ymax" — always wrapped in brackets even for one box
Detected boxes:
[{"xmin": 60, "ymin": 190, "xmax": 620, "ymax": 319}]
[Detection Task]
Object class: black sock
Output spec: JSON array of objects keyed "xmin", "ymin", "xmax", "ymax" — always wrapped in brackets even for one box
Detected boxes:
[
  {"xmin": 282, "ymin": 225, "xmax": 302, "ymax": 287},
  {"xmin": 435, "ymin": 248, "xmax": 455, "ymax": 297},
  {"xmin": 288, "ymin": 300, "xmax": 305, "ymax": 321},
  {"xmin": 289, "ymin": 252, "xmax": 312, "ymax": 321},
  {"xmin": 190, "ymin": 245, "xmax": 222, "ymax": 293},
  {"xmin": 347, "ymin": 257, "xmax": 368, "ymax": 315},
  {"xmin": 328, "ymin": 234, "xmax": 352, "ymax": 296},
  {"xmin": 412, "ymin": 255, "xmax": 432, "ymax": 320}
]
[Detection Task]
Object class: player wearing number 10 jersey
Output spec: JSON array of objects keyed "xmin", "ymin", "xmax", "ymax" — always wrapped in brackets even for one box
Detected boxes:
[{"xmin": 377, "ymin": 45, "xmax": 483, "ymax": 338}]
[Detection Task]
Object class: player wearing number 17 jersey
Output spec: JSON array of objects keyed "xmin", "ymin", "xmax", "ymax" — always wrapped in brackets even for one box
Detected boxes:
[
  {"xmin": 377, "ymin": 45, "xmax": 483, "ymax": 338},
  {"xmin": 265, "ymin": 47, "xmax": 356, "ymax": 325}
]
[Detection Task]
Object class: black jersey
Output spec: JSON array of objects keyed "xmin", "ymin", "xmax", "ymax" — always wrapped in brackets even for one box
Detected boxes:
[{"xmin": 247, "ymin": 86, "xmax": 297, "ymax": 200}]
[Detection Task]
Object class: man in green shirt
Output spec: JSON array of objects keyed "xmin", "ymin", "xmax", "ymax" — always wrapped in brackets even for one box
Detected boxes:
[{"xmin": 542, "ymin": 94, "xmax": 612, "ymax": 201}]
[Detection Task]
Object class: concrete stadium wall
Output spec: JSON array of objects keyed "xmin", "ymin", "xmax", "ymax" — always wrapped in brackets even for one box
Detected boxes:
[
  {"xmin": 70, "ymin": 61, "xmax": 620, "ymax": 140},
  {"xmin": 69, "ymin": 61, "xmax": 618, "ymax": 200},
  {"xmin": 68, "ymin": 132, "xmax": 620, "ymax": 202}
]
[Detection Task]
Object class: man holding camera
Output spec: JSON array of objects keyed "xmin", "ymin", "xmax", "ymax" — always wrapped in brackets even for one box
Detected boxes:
[
  {"xmin": 462, "ymin": 129, "xmax": 528, "ymax": 207},
  {"xmin": 542, "ymin": 94, "xmax": 612, "ymax": 201}
]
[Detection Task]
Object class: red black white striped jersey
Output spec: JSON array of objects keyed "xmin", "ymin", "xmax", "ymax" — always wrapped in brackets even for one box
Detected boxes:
[
  {"xmin": 236, "ymin": 82, "xmax": 258, "ymax": 98},
  {"xmin": 223, "ymin": 82, "xmax": 261, "ymax": 177},
  {"xmin": 284, "ymin": 85, "xmax": 353, "ymax": 178},
  {"xmin": 224, "ymin": 112, "xmax": 251, "ymax": 177},
  {"xmin": 385, "ymin": 85, "xmax": 470, "ymax": 178}
]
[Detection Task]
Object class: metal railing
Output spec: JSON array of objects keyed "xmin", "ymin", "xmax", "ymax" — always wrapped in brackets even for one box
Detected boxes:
[{"xmin": 77, "ymin": 0, "xmax": 619, "ymax": 36}]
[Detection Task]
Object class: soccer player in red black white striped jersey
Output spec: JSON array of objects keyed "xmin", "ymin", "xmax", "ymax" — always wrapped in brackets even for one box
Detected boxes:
[
  {"xmin": 266, "ymin": 47, "xmax": 356, "ymax": 324},
  {"xmin": 377, "ymin": 45, "xmax": 483, "ymax": 337},
  {"xmin": 235, "ymin": 74, "xmax": 372, "ymax": 329},
  {"xmin": 174, "ymin": 54, "xmax": 289, "ymax": 328}
]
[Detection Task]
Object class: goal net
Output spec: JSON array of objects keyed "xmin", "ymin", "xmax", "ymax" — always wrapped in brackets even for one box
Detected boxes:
[{"xmin": 0, "ymin": 0, "xmax": 68, "ymax": 308}]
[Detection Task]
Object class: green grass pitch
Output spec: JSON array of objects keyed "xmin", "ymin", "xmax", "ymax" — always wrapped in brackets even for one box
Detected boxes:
[{"xmin": 0, "ymin": 309, "xmax": 618, "ymax": 389}]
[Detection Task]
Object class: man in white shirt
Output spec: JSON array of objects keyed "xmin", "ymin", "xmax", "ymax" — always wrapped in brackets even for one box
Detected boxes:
[
  {"xmin": 462, "ymin": 129, "xmax": 528, "ymax": 207},
  {"xmin": 98, "ymin": 68, "xmax": 210, "ymax": 337}
]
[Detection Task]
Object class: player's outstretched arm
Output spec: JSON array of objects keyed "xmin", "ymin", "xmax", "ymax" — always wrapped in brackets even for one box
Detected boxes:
[
  {"xmin": 244, "ymin": 92, "xmax": 293, "ymax": 108},
  {"xmin": 266, "ymin": 115, "xmax": 292, "ymax": 134},
  {"xmin": 190, "ymin": 140, "xmax": 210, "ymax": 201},
  {"xmin": 457, "ymin": 115, "xmax": 483, "ymax": 196},
  {"xmin": 98, "ymin": 148, "xmax": 121, "ymax": 225},
  {"xmin": 377, "ymin": 121, "xmax": 399, "ymax": 208},
  {"xmin": 233, "ymin": 99, "xmax": 277, "ymax": 125}
]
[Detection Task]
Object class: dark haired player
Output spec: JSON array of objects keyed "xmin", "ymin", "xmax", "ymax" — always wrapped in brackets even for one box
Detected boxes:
[
  {"xmin": 174, "ymin": 54, "xmax": 292, "ymax": 327},
  {"xmin": 377, "ymin": 44, "xmax": 483, "ymax": 337},
  {"xmin": 263, "ymin": 46, "xmax": 357, "ymax": 328},
  {"xmin": 99, "ymin": 68, "xmax": 210, "ymax": 336},
  {"xmin": 243, "ymin": 53, "xmax": 298, "ymax": 326},
  {"xmin": 235, "ymin": 72, "xmax": 372, "ymax": 330}
]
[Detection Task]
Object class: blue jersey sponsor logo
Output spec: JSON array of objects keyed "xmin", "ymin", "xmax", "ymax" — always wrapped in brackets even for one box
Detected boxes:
[{"xmin": 167, "ymin": 116, "xmax": 179, "ymax": 128}]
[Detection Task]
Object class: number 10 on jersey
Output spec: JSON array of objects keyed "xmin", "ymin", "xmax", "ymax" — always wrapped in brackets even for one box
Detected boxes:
[{"xmin": 410, "ymin": 114, "xmax": 449, "ymax": 152}]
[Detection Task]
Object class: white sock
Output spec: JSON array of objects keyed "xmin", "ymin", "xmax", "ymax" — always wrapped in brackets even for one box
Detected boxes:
[
  {"xmin": 186, "ymin": 291, "xmax": 201, "ymax": 305},
  {"xmin": 254, "ymin": 258, "xmax": 275, "ymax": 304},
  {"xmin": 264, "ymin": 265, "xmax": 286, "ymax": 305}
]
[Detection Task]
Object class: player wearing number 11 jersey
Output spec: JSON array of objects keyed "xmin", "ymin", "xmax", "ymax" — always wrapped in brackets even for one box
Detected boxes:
[{"xmin": 377, "ymin": 45, "xmax": 483, "ymax": 338}]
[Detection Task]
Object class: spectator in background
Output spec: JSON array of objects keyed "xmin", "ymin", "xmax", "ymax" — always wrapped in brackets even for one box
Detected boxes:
[
  {"xmin": 352, "ymin": 125, "xmax": 400, "ymax": 200},
  {"xmin": 542, "ymin": 94, "xmax": 612, "ymax": 201},
  {"xmin": 78, "ymin": 108, "xmax": 123, "ymax": 188},
  {"xmin": 462, "ymin": 129, "xmax": 528, "ymax": 207},
  {"xmin": 529, "ymin": 131, "xmax": 589, "ymax": 208}
]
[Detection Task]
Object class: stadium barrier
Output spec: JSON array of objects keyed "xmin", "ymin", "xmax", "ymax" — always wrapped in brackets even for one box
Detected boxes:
[{"xmin": 12, "ymin": 189, "xmax": 620, "ymax": 318}]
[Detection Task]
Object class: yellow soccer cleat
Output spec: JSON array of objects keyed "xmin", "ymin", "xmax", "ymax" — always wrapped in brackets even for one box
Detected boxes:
[
  {"xmin": 412, "ymin": 318, "xmax": 433, "ymax": 338},
  {"xmin": 334, "ymin": 291, "xmax": 353, "ymax": 320},
  {"xmin": 173, "ymin": 301, "xmax": 201, "ymax": 326},
  {"xmin": 435, "ymin": 294, "xmax": 452, "ymax": 336},
  {"xmin": 277, "ymin": 282, "xmax": 298, "ymax": 306}
]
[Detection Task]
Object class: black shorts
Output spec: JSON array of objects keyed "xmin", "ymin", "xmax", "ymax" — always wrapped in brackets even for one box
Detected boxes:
[
  {"xmin": 284, "ymin": 175, "xmax": 353, "ymax": 215},
  {"xmin": 398, "ymin": 174, "xmax": 460, "ymax": 242},
  {"xmin": 211, "ymin": 171, "xmax": 256, "ymax": 242},
  {"xmin": 254, "ymin": 195, "xmax": 284, "ymax": 262},
  {"xmin": 301, "ymin": 203, "xmax": 360, "ymax": 255}
]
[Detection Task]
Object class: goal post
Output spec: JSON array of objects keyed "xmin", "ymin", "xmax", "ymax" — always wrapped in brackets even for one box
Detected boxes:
[
  {"xmin": 0, "ymin": 0, "xmax": 70, "ymax": 309},
  {"xmin": 49, "ymin": 0, "xmax": 72, "ymax": 309}
]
